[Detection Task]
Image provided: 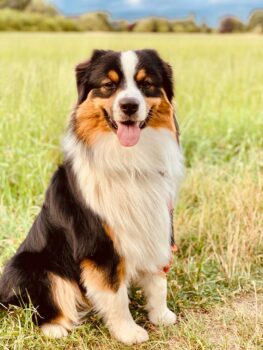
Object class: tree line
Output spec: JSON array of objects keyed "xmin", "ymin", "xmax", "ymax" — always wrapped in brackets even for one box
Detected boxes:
[{"xmin": 0, "ymin": 0, "xmax": 262, "ymax": 33}]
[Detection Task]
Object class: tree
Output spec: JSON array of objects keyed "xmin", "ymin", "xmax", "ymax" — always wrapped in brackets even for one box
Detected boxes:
[
  {"xmin": 26, "ymin": 0, "xmax": 59, "ymax": 16},
  {"xmin": 132, "ymin": 18, "xmax": 157, "ymax": 32},
  {"xmin": 248, "ymin": 9, "xmax": 263, "ymax": 33},
  {"xmin": 0, "ymin": 0, "xmax": 31, "ymax": 10},
  {"xmin": 78, "ymin": 12, "xmax": 113, "ymax": 31},
  {"xmin": 171, "ymin": 15, "xmax": 199, "ymax": 33},
  {"xmin": 218, "ymin": 16, "xmax": 245, "ymax": 33}
]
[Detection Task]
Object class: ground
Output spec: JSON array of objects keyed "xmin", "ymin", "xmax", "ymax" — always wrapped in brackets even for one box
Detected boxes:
[{"xmin": 0, "ymin": 33, "xmax": 262, "ymax": 349}]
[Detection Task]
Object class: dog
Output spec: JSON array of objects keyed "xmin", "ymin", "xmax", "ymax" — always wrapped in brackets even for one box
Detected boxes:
[{"xmin": 0, "ymin": 49, "xmax": 183, "ymax": 345}]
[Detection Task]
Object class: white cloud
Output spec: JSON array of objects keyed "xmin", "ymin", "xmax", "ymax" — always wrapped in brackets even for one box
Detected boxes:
[{"xmin": 127, "ymin": 0, "xmax": 141, "ymax": 5}]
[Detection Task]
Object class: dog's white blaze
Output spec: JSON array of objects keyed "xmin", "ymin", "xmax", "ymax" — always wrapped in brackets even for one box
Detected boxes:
[
  {"xmin": 112, "ymin": 51, "xmax": 147, "ymax": 122},
  {"xmin": 121, "ymin": 51, "xmax": 138, "ymax": 88},
  {"xmin": 64, "ymin": 127, "xmax": 184, "ymax": 280}
]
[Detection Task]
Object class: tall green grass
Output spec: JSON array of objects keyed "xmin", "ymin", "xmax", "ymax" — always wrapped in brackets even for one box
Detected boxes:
[{"xmin": 0, "ymin": 33, "xmax": 262, "ymax": 349}]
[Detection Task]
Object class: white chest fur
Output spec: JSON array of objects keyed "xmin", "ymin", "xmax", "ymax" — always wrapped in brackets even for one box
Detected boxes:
[{"xmin": 64, "ymin": 128, "xmax": 184, "ymax": 280}]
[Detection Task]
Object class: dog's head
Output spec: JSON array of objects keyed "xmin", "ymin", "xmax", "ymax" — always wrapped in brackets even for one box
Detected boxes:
[{"xmin": 73, "ymin": 49, "xmax": 178, "ymax": 147}]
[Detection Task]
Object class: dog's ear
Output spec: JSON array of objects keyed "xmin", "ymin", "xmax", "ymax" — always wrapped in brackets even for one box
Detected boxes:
[
  {"xmin": 75, "ymin": 50, "xmax": 109, "ymax": 104},
  {"xmin": 75, "ymin": 59, "xmax": 91, "ymax": 103},
  {"xmin": 160, "ymin": 59, "xmax": 179, "ymax": 139},
  {"xmin": 161, "ymin": 60, "xmax": 174, "ymax": 102}
]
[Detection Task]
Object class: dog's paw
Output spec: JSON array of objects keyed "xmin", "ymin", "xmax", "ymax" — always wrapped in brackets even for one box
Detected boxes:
[
  {"xmin": 41, "ymin": 323, "xmax": 68, "ymax": 338},
  {"xmin": 149, "ymin": 307, "xmax": 177, "ymax": 326},
  {"xmin": 112, "ymin": 323, "xmax": 149, "ymax": 345}
]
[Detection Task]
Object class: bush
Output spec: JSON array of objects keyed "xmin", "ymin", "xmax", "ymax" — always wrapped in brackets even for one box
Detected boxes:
[
  {"xmin": 199, "ymin": 23, "xmax": 212, "ymax": 33},
  {"xmin": 248, "ymin": 9, "xmax": 263, "ymax": 33},
  {"xmin": 171, "ymin": 17, "xmax": 199, "ymax": 33},
  {"xmin": 132, "ymin": 18, "xmax": 157, "ymax": 32},
  {"xmin": 26, "ymin": 0, "xmax": 59, "ymax": 17},
  {"xmin": 78, "ymin": 12, "xmax": 113, "ymax": 31},
  {"xmin": 0, "ymin": 0, "xmax": 30, "ymax": 10},
  {"xmin": 0, "ymin": 9, "xmax": 79, "ymax": 31},
  {"xmin": 218, "ymin": 16, "xmax": 245, "ymax": 33},
  {"xmin": 155, "ymin": 18, "xmax": 172, "ymax": 32},
  {"xmin": 111, "ymin": 19, "xmax": 129, "ymax": 32}
]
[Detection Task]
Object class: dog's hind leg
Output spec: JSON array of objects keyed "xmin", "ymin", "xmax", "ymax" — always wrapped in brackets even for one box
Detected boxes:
[
  {"xmin": 40, "ymin": 273, "xmax": 88, "ymax": 338},
  {"xmin": 0, "ymin": 263, "xmax": 81, "ymax": 338}
]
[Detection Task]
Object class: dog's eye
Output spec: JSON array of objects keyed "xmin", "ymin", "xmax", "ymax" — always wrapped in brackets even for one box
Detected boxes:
[
  {"xmin": 103, "ymin": 81, "xmax": 116, "ymax": 90},
  {"xmin": 139, "ymin": 80, "xmax": 154, "ymax": 90}
]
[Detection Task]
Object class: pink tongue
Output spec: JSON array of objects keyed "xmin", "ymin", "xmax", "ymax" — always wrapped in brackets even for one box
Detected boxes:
[{"xmin": 116, "ymin": 122, "xmax": 141, "ymax": 147}]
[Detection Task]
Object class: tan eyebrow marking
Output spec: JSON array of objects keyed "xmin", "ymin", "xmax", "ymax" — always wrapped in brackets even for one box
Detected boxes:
[
  {"xmin": 136, "ymin": 69, "xmax": 147, "ymax": 82},
  {"xmin": 108, "ymin": 70, "xmax": 119, "ymax": 83}
]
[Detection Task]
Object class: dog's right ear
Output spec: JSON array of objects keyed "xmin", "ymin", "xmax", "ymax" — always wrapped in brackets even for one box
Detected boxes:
[
  {"xmin": 75, "ymin": 50, "xmax": 109, "ymax": 104},
  {"xmin": 75, "ymin": 59, "xmax": 91, "ymax": 103}
]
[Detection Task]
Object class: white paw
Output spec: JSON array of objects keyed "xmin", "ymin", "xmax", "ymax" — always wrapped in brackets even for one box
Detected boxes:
[
  {"xmin": 41, "ymin": 323, "xmax": 68, "ymax": 338},
  {"xmin": 149, "ymin": 307, "xmax": 177, "ymax": 326},
  {"xmin": 112, "ymin": 323, "xmax": 149, "ymax": 345}
]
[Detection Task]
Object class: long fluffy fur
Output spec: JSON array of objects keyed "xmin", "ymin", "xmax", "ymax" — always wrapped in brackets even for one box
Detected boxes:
[{"xmin": 0, "ymin": 49, "xmax": 183, "ymax": 344}]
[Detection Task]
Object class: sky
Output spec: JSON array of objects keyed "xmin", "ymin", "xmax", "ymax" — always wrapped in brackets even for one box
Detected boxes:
[{"xmin": 50, "ymin": 0, "xmax": 262, "ymax": 27}]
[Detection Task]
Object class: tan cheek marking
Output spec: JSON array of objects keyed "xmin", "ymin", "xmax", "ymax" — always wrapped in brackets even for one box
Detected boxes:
[
  {"xmin": 146, "ymin": 96, "xmax": 161, "ymax": 109},
  {"xmin": 74, "ymin": 93, "xmax": 111, "ymax": 145},
  {"xmin": 136, "ymin": 69, "xmax": 147, "ymax": 82},
  {"xmin": 108, "ymin": 70, "xmax": 119, "ymax": 83},
  {"xmin": 147, "ymin": 89, "xmax": 178, "ymax": 138},
  {"xmin": 49, "ymin": 273, "xmax": 89, "ymax": 327}
]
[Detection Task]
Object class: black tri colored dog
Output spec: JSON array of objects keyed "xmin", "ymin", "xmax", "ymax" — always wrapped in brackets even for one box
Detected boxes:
[{"xmin": 0, "ymin": 49, "xmax": 183, "ymax": 345}]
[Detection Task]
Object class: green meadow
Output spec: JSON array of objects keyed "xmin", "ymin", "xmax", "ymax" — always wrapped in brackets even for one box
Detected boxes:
[{"xmin": 0, "ymin": 33, "xmax": 262, "ymax": 349}]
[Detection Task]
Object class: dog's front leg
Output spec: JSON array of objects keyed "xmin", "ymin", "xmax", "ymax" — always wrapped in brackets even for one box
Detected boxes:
[
  {"xmin": 139, "ymin": 272, "xmax": 177, "ymax": 326},
  {"xmin": 87, "ymin": 283, "xmax": 149, "ymax": 345}
]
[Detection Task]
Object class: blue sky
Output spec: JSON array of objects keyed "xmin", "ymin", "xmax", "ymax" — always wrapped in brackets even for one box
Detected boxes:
[{"xmin": 50, "ymin": 0, "xmax": 262, "ymax": 27}]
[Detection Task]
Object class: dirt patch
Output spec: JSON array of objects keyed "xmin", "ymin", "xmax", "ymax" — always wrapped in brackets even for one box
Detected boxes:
[{"xmin": 168, "ymin": 294, "xmax": 263, "ymax": 350}]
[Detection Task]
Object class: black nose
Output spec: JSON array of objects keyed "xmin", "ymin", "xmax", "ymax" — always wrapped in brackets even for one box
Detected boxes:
[{"xmin": 119, "ymin": 97, "xmax": 139, "ymax": 116}]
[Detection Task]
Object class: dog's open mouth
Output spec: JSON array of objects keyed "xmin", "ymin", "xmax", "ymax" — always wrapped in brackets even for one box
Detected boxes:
[
  {"xmin": 104, "ymin": 109, "xmax": 152, "ymax": 147},
  {"xmin": 115, "ymin": 121, "xmax": 141, "ymax": 147}
]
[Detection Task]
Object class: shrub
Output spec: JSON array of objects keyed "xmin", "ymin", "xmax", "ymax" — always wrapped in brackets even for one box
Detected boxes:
[
  {"xmin": 199, "ymin": 23, "xmax": 212, "ymax": 33},
  {"xmin": 26, "ymin": 0, "xmax": 59, "ymax": 17},
  {"xmin": 0, "ymin": 0, "xmax": 30, "ymax": 10},
  {"xmin": 248, "ymin": 9, "xmax": 263, "ymax": 33},
  {"xmin": 171, "ymin": 17, "xmax": 199, "ymax": 33},
  {"xmin": 78, "ymin": 12, "xmax": 113, "ymax": 31},
  {"xmin": 111, "ymin": 19, "xmax": 129, "ymax": 32},
  {"xmin": 218, "ymin": 16, "xmax": 245, "ymax": 33},
  {"xmin": 132, "ymin": 18, "xmax": 157, "ymax": 32},
  {"xmin": 155, "ymin": 18, "xmax": 172, "ymax": 32},
  {"xmin": 0, "ymin": 9, "xmax": 79, "ymax": 31}
]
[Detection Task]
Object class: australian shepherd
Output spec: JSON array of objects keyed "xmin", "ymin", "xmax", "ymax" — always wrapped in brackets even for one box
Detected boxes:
[{"xmin": 0, "ymin": 49, "xmax": 183, "ymax": 345}]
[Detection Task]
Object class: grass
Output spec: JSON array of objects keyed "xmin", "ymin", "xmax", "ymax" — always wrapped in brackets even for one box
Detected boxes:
[{"xmin": 0, "ymin": 32, "xmax": 262, "ymax": 349}]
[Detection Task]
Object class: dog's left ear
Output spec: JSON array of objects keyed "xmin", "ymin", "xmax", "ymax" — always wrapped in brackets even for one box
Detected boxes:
[{"xmin": 161, "ymin": 61, "xmax": 174, "ymax": 102}]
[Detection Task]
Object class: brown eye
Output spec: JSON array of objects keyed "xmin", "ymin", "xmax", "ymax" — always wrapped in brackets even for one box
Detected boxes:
[
  {"xmin": 139, "ymin": 80, "xmax": 153, "ymax": 90},
  {"xmin": 103, "ymin": 81, "xmax": 116, "ymax": 90}
]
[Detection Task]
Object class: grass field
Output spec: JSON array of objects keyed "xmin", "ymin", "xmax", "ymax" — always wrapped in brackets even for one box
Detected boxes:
[{"xmin": 0, "ymin": 33, "xmax": 262, "ymax": 349}]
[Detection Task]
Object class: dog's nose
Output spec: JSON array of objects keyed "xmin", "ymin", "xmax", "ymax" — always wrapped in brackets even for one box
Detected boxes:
[{"xmin": 119, "ymin": 98, "xmax": 139, "ymax": 116}]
